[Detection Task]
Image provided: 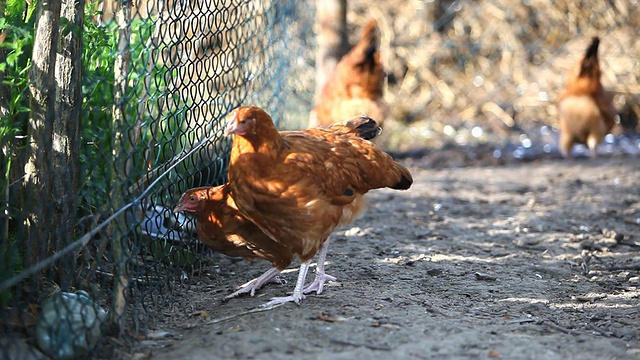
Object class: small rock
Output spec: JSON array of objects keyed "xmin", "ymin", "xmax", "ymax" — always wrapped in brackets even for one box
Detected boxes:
[
  {"xmin": 344, "ymin": 227, "xmax": 362, "ymax": 236},
  {"xmin": 628, "ymin": 276, "xmax": 639, "ymax": 284},
  {"xmin": 580, "ymin": 239, "xmax": 594, "ymax": 249},
  {"xmin": 427, "ymin": 268, "xmax": 442, "ymax": 276},
  {"xmin": 616, "ymin": 271, "xmax": 630, "ymax": 280}
]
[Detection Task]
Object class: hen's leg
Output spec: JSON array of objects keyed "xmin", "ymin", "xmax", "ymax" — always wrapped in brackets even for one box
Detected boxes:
[
  {"xmin": 586, "ymin": 135, "xmax": 599, "ymax": 158},
  {"xmin": 225, "ymin": 267, "xmax": 282, "ymax": 300},
  {"xmin": 261, "ymin": 261, "xmax": 310, "ymax": 307},
  {"xmin": 303, "ymin": 238, "xmax": 336, "ymax": 295}
]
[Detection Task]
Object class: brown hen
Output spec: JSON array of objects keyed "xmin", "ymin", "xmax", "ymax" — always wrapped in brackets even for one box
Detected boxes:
[
  {"xmin": 558, "ymin": 37, "xmax": 617, "ymax": 158},
  {"xmin": 225, "ymin": 106, "xmax": 412, "ymax": 307},
  {"xmin": 310, "ymin": 19, "xmax": 388, "ymax": 128},
  {"xmin": 174, "ymin": 115, "xmax": 384, "ymax": 300}
]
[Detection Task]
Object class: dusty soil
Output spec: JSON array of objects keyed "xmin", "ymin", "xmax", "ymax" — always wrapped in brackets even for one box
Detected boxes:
[{"xmin": 133, "ymin": 156, "xmax": 640, "ymax": 359}]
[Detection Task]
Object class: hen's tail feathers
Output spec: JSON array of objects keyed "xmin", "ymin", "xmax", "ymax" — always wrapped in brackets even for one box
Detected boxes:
[
  {"xmin": 579, "ymin": 37, "xmax": 600, "ymax": 79},
  {"xmin": 345, "ymin": 115, "xmax": 382, "ymax": 140},
  {"xmin": 391, "ymin": 163, "xmax": 413, "ymax": 190},
  {"xmin": 355, "ymin": 19, "xmax": 380, "ymax": 68}
]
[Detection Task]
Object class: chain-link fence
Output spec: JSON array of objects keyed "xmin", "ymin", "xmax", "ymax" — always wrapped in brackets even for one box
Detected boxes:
[
  {"xmin": 1, "ymin": 0, "xmax": 311, "ymax": 358},
  {"xmin": 1, "ymin": 0, "xmax": 638, "ymax": 358}
]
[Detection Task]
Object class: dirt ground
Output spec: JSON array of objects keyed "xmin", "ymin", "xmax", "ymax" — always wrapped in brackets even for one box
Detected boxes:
[{"xmin": 132, "ymin": 155, "xmax": 640, "ymax": 359}]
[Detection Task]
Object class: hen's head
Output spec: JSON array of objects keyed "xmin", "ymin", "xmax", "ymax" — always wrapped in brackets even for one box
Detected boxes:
[
  {"xmin": 174, "ymin": 187, "xmax": 221, "ymax": 213},
  {"xmin": 224, "ymin": 106, "xmax": 276, "ymax": 138}
]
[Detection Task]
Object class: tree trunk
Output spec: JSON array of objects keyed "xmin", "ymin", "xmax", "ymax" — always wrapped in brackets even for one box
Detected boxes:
[
  {"xmin": 52, "ymin": 0, "xmax": 84, "ymax": 289},
  {"xmin": 314, "ymin": 0, "xmax": 348, "ymax": 102},
  {"xmin": 24, "ymin": 0, "xmax": 62, "ymax": 270},
  {"xmin": 24, "ymin": 0, "xmax": 83, "ymax": 289}
]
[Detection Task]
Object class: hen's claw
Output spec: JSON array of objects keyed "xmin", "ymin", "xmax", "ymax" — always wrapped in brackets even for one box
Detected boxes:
[
  {"xmin": 225, "ymin": 267, "xmax": 282, "ymax": 300},
  {"xmin": 303, "ymin": 272, "xmax": 336, "ymax": 295}
]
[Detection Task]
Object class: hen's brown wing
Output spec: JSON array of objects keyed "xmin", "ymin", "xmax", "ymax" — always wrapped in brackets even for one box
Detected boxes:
[{"xmin": 229, "ymin": 128, "xmax": 411, "ymax": 260}]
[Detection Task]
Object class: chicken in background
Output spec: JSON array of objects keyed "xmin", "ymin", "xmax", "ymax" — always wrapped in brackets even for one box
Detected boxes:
[
  {"xmin": 225, "ymin": 106, "xmax": 412, "ymax": 307},
  {"xmin": 174, "ymin": 115, "xmax": 384, "ymax": 300},
  {"xmin": 558, "ymin": 36, "xmax": 617, "ymax": 158},
  {"xmin": 310, "ymin": 19, "xmax": 388, "ymax": 129}
]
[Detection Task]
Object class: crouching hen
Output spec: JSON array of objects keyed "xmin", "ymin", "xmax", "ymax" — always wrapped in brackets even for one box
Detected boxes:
[
  {"xmin": 558, "ymin": 36, "xmax": 617, "ymax": 158},
  {"xmin": 225, "ymin": 105, "xmax": 413, "ymax": 307},
  {"xmin": 174, "ymin": 115, "xmax": 384, "ymax": 300}
]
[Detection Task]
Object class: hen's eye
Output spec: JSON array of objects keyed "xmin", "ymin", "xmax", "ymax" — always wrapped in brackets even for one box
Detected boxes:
[
  {"xmin": 189, "ymin": 195, "xmax": 196, "ymax": 201},
  {"xmin": 239, "ymin": 119, "xmax": 247, "ymax": 125}
]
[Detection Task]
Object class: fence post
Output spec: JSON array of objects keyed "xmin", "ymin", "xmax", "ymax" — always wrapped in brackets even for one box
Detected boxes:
[{"xmin": 108, "ymin": 0, "xmax": 132, "ymax": 336}]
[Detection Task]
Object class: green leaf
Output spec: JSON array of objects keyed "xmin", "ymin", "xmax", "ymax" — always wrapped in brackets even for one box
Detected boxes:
[
  {"xmin": 60, "ymin": 17, "xmax": 81, "ymax": 37},
  {"xmin": 6, "ymin": 0, "xmax": 26, "ymax": 21},
  {"xmin": 6, "ymin": 51, "xmax": 20, "ymax": 67}
]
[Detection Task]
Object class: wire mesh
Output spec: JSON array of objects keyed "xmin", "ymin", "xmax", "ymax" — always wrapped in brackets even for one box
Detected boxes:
[{"xmin": 0, "ymin": 0, "xmax": 638, "ymax": 358}]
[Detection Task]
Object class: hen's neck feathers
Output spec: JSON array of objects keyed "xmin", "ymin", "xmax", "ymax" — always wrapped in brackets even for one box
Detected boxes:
[{"xmin": 230, "ymin": 120, "xmax": 285, "ymax": 164}]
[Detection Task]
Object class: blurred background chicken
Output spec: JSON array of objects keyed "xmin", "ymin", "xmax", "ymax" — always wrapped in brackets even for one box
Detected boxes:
[
  {"xmin": 175, "ymin": 115, "xmax": 385, "ymax": 300},
  {"xmin": 226, "ymin": 106, "xmax": 412, "ymax": 307},
  {"xmin": 309, "ymin": 19, "xmax": 388, "ymax": 129},
  {"xmin": 557, "ymin": 36, "xmax": 617, "ymax": 158}
]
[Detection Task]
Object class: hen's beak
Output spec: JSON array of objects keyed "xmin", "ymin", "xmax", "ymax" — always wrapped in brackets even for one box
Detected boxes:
[
  {"xmin": 224, "ymin": 111, "xmax": 238, "ymax": 136},
  {"xmin": 173, "ymin": 204, "xmax": 184, "ymax": 213},
  {"xmin": 224, "ymin": 120, "xmax": 237, "ymax": 136}
]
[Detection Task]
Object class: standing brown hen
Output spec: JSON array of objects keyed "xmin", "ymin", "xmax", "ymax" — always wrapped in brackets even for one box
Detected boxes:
[
  {"xmin": 225, "ymin": 106, "xmax": 412, "ymax": 307},
  {"xmin": 310, "ymin": 19, "xmax": 388, "ymax": 128},
  {"xmin": 174, "ymin": 115, "xmax": 384, "ymax": 300},
  {"xmin": 558, "ymin": 37, "xmax": 617, "ymax": 158}
]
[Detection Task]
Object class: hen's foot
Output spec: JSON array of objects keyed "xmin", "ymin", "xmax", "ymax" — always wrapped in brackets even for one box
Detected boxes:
[{"xmin": 260, "ymin": 261, "xmax": 310, "ymax": 307}]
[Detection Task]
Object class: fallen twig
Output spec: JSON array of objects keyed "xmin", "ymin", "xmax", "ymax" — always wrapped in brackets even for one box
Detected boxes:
[
  {"xmin": 330, "ymin": 338, "xmax": 393, "ymax": 351},
  {"xmin": 587, "ymin": 323, "xmax": 615, "ymax": 338},
  {"xmin": 474, "ymin": 272, "xmax": 497, "ymax": 281},
  {"xmin": 204, "ymin": 303, "xmax": 285, "ymax": 325},
  {"xmin": 506, "ymin": 317, "xmax": 536, "ymax": 324},
  {"xmin": 540, "ymin": 319, "xmax": 579, "ymax": 336},
  {"xmin": 573, "ymin": 294, "xmax": 607, "ymax": 303}
]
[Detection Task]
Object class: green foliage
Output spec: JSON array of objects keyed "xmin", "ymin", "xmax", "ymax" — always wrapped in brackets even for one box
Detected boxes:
[
  {"xmin": 0, "ymin": 0, "xmax": 36, "ymax": 134},
  {"xmin": 1, "ymin": 0, "xmax": 199, "ymax": 289},
  {"xmin": 78, "ymin": 4, "xmax": 119, "ymax": 214},
  {"xmin": 0, "ymin": 2, "xmax": 36, "ymax": 268},
  {"xmin": 0, "ymin": 235, "xmax": 22, "ymax": 305},
  {"xmin": 77, "ymin": 5, "xmax": 178, "ymax": 212}
]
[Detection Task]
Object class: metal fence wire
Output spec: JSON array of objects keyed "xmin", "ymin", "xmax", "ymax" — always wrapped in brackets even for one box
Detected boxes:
[{"xmin": 0, "ymin": 0, "xmax": 638, "ymax": 358}]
